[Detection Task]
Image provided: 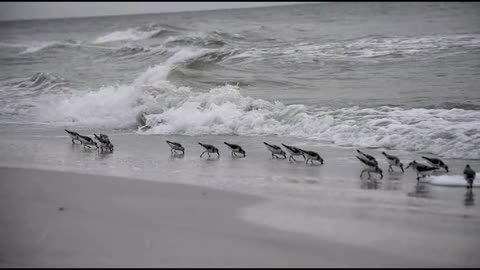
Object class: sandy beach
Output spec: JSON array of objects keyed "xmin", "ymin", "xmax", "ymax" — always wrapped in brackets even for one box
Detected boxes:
[
  {"xmin": 1, "ymin": 126, "xmax": 480, "ymax": 267},
  {"xmin": 0, "ymin": 166, "xmax": 449, "ymax": 268}
]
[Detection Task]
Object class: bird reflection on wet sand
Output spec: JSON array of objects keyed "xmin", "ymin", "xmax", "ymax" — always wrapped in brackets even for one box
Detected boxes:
[
  {"xmin": 464, "ymin": 190, "xmax": 475, "ymax": 207},
  {"xmin": 407, "ymin": 182, "xmax": 432, "ymax": 199}
]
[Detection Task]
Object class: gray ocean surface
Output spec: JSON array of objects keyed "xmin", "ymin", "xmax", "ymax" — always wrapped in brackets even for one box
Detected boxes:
[{"xmin": 0, "ymin": 2, "xmax": 480, "ymax": 159}]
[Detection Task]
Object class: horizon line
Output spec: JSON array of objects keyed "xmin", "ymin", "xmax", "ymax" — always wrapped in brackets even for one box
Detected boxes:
[{"xmin": 0, "ymin": 2, "xmax": 319, "ymax": 23}]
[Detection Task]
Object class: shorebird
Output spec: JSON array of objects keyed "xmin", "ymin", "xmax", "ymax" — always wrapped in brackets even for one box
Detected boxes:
[
  {"xmin": 166, "ymin": 140, "xmax": 184, "ymax": 154},
  {"xmin": 357, "ymin": 155, "xmax": 383, "ymax": 179},
  {"xmin": 65, "ymin": 129, "xmax": 82, "ymax": 144},
  {"xmin": 382, "ymin": 152, "xmax": 404, "ymax": 172},
  {"xmin": 299, "ymin": 148, "xmax": 324, "ymax": 165},
  {"xmin": 357, "ymin": 149, "xmax": 378, "ymax": 166},
  {"xmin": 464, "ymin": 164, "xmax": 476, "ymax": 189},
  {"xmin": 199, "ymin": 142, "xmax": 220, "ymax": 158},
  {"xmin": 405, "ymin": 161, "xmax": 438, "ymax": 181},
  {"xmin": 224, "ymin": 142, "xmax": 246, "ymax": 157},
  {"xmin": 422, "ymin": 156, "xmax": 449, "ymax": 172},
  {"xmin": 263, "ymin": 142, "xmax": 286, "ymax": 159},
  {"xmin": 94, "ymin": 134, "xmax": 114, "ymax": 152},
  {"xmin": 77, "ymin": 134, "xmax": 98, "ymax": 149},
  {"xmin": 281, "ymin": 143, "xmax": 305, "ymax": 162}
]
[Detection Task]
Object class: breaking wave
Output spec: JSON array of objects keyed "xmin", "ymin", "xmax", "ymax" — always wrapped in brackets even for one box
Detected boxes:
[{"xmin": 32, "ymin": 47, "xmax": 480, "ymax": 159}]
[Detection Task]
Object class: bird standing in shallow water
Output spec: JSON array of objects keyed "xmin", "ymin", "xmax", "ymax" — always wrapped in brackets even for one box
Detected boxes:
[
  {"xmin": 65, "ymin": 129, "xmax": 82, "ymax": 144},
  {"xmin": 281, "ymin": 143, "xmax": 305, "ymax": 162},
  {"xmin": 299, "ymin": 148, "xmax": 324, "ymax": 165},
  {"xmin": 263, "ymin": 142, "xmax": 286, "ymax": 159},
  {"xmin": 382, "ymin": 152, "xmax": 404, "ymax": 172},
  {"xmin": 77, "ymin": 134, "xmax": 98, "ymax": 149},
  {"xmin": 224, "ymin": 142, "xmax": 246, "ymax": 157},
  {"xmin": 95, "ymin": 134, "xmax": 114, "ymax": 152},
  {"xmin": 464, "ymin": 164, "xmax": 476, "ymax": 189},
  {"xmin": 356, "ymin": 155, "xmax": 383, "ymax": 179},
  {"xmin": 405, "ymin": 161, "xmax": 438, "ymax": 181},
  {"xmin": 422, "ymin": 156, "xmax": 449, "ymax": 172},
  {"xmin": 357, "ymin": 149, "xmax": 378, "ymax": 166},
  {"xmin": 199, "ymin": 142, "xmax": 220, "ymax": 158},
  {"xmin": 166, "ymin": 140, "xmax": 185, "ymax": 154}
]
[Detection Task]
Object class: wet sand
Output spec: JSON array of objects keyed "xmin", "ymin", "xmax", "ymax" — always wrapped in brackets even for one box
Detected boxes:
[
  {"xmin": 0, "ymin": 126, "xmax": 479, "ymax": 267},
  {"xmin": 0, "ymin": 167, "xmax": 451, "ymax": 267}
]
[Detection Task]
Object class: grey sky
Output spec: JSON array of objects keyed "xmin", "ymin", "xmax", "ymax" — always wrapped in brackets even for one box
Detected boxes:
[{"xmin": 0, "ymin": 2, "xmax": 305, "ymax": 21}]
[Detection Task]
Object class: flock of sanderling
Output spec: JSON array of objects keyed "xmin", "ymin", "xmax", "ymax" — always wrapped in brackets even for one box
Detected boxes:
[{"xmin": 64, "ymin": 129, "xmax": 477, "ymax": 189}]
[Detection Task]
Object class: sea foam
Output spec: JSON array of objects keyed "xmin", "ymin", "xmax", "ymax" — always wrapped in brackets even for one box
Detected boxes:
[{"xmin": 34, "ymin": 47, "xmax": 480, "ymax": 159}]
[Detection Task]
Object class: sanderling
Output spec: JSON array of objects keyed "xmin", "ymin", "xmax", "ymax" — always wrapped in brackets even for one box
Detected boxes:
[
  {"xmin": 357, "ymin": 155, "xmax": 383, "ymax": 179},
  {"xmin": 405, "ymin": 160, "xmax": 438, "ymax": 181},
  {"xmin": 299, "ymin": 148, "xmax": 324, "ymax": 165},
  {"xmin": 77, "ymin": 134, "xmax": 98, "ymax": 149},
  {"xmin": 382, "ymin": 151, "xmax": 404, "ymax": 172},
  {"xmin": 422, "ymin": 156, "xmax": 449, "ymax": 172},
  {"xmin": 95, "ymin": 134, "xmax": 114, "ymax": 152},
  {"xmin": 166, "ymin": 140, "xmax": 185, "ymax": 154},
  {"xmin": 281, "ymin": 143, "xmax": 305, "ymax": 162},
  {"xmin": 357, "ymin": 149, "xmax": 378, "ymax": 166},
  {"xmin": 464, "ymin": 164, "xmax": 476, "ymax": 189},
  {"xmin": 224, "ymin": 142, "xmax": 246, "ymax": 157},
  {"xmin": 64, "ymin": 129, "xmax": 82, "ymax": 144},
  {"xmin": 263, "ymin": 142, "xmax": 286, "ymax": 159},
  {"xmin": 199, "ymin": 142, "xmax": 220, "ymax": 158}
]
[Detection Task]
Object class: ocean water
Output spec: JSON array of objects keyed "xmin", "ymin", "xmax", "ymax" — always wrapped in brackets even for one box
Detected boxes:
[
  {"xmin": 1, "ymin": 2, "xmax": 480, "ymax": 159},
  {"xmin": 1, "ymin": 3, "xmax": 480, "ymax": 265}
]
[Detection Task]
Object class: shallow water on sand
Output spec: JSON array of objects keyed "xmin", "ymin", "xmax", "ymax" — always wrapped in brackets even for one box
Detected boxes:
[{"xmin": 0, "ymin": 124, "xmax": 479, "ymax": 266}]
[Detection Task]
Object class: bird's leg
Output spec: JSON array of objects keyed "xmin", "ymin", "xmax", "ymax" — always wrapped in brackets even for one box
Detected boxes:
[{"xmin": 200, "ymin": 151, "xmax": 206, "ymax": 158}]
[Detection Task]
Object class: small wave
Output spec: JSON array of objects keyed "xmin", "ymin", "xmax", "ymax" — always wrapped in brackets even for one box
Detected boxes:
[
  {"xmin": 165, "ymin": 34, "xmax": 226, "ymax": 48},
  {"xmin": 2, "ymin": 72, "xmax": 68, "ymax": 92},
  {"xmin": 93, "ymin": 26, "xmax": 178, "ymax": 44},
  {"xmin": 232, "ymin": 34, "xmax": 480, "ymax": 64},
  {"xmin": 18, "ymin": 40, "xmax": 80, "ymax": 55}
]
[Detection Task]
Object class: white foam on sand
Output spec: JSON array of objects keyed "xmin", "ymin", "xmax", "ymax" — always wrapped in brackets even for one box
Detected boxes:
[{"xmin": 426, "ymin": 174, "xmax": 479, "ymax": 187}]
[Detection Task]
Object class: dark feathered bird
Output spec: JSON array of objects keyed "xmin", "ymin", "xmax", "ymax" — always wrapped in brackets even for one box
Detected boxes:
[
  {"xmin": 464, "ymin": 164, "xmax": 476, "ymax": 189},
  {"xmin": 199, "ymin": 142, "xmax": 220, "ymax": 158}
]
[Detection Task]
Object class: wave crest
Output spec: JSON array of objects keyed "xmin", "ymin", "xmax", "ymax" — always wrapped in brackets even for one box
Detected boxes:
[
  {"xmin": 32, "ymin": 47, "xmax": 480, "ymax": 159},
  {"xmin": 93, "ymin": 26, "xmax": 178, "ymax": 44}
]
